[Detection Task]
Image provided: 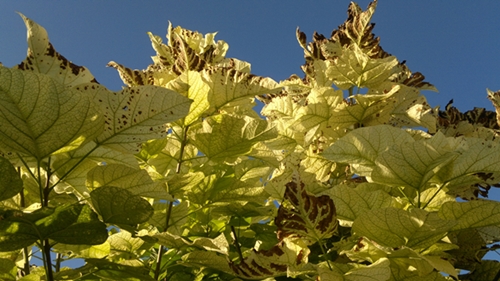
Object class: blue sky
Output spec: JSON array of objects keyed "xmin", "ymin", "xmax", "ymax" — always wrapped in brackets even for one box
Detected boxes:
[{"xmin": 1, "ymin": 0, "xmax": 500, "ymax": 263}]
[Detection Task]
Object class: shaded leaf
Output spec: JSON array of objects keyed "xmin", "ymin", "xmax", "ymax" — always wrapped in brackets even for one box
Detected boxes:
[
  {"xmin": 275, "ymin": 179, "xmax": 338, "ymax": 244},
  {"xmin": 229, "ymin": 238, "xmax": 310, "ymax": 279},
  {"xmin": 0, "ymin": 204, "xmax": 107, "ymax": 251},
  {"xmin": 90, "ymin": 186, "xmax": 154, "ymax": 225},
  {"xmin": 0, "ymin": 156, "xmax": 23, "ymax": 201}
]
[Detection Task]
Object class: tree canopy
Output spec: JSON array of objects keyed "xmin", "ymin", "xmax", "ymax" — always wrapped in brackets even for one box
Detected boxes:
[{"xmin": 1, "ymin": 1, "xmax": 500, "ymax": 280}]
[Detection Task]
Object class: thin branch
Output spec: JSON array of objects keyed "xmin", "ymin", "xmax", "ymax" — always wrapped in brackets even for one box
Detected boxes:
[
  {"xmin": 231, "ymin": 225, "xmax": 244, "ymax": 263},
  {"xmin": 154, "ymin": 200, "xmax": 174, "ymax": 280}
]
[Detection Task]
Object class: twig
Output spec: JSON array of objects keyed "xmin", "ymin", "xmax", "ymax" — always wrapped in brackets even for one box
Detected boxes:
[{"xmin": 231, "ymin": 225, "xmax": 244, "ymax": 262}]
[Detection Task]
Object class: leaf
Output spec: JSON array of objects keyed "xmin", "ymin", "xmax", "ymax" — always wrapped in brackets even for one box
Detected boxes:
[
  {"xmin": 447, "ymin": 138, "xmax": 500, "ymax": 187},
  {"xmin": 326, "ymin": 45, "xmax": 399, "ymax": 90},
  {"xmin": 203, "ymin": 67, "xmax": 280, "ymax": 114},
  {"xmin": 0, "ymin": 204, "xmax": 107, "ymax": 251},
  {"xmin": 93, "ymin": 84, "xmax": 192, "ymax": 153},
  {"xmin": 352, "ymin": 207, "xmax": 456, "ymax": 249},
  {"xmin": 323, "ymin": 125, "xmax": 413, "ymax": 167},
  {"xmin": 154, "ymin": 232, "xmax": 229, "ymax": 255},
  {"xmin": 182, "ymin": 251, "xmax": 232, "ymax": 275},
  {"xmin": 0, "ymin": 156, "xmax": 23, "ymax": 201},
  {"xmin": 0, "ymin": 258, "xmax": 17, "ymax": 281},
  {"xmin": 191, "ymin": 114, "xmax": 277, "ymax": 162},
  {"xmin": 229, "ymin": 238, "xmax": 310, "ymax": 279},
  {"xmin": 16, "ymin": 13, "xmax": 98, "ymax": 86},
  {"xmin": 275, "ymin": 179, "xmax": 338, "ymax": 244},
  {"xmin": 148, "ymin": 200, "xmax": 188, "ymax": 235},
  {"xmin": 438, "ymin": 200, "xmax": 500, "ymax": 231},
  {"xmin": 90, "ymin": 186, "xmax": 154, "ymax": 225},
  {"xmin": 321, "ymin": 184, "xmax": 397, "ymax": 225},
  {"xmin": 107, "ymin": 230, "xmax": 147, "ymax": 265},
  {"xmin": 176, "ymin": 71, "xmax": 210, "ymax": 125},
  {"xmin": 52, "ymin": 242, "xmax": 110, "ymax": 259},
  {"xmin": 0, "ymin": 67, "xmax": 103, "ymax": 159},
  {"xmin": 87, "ymin": 164, "xmax": 171, "ymax": 200},
  {"xmin": 372, "ymin": 132, "xmax": 459, "ymax": 191},
  {"xmin": 318, "ymin": 258, "xmax": 391, "ymax": 281},
  {"xmin": 458, "ymin": 260, "xmax": 500, "ymax": 281}
]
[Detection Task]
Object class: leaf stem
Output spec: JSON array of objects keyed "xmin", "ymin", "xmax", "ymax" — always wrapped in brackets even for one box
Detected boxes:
[
  {"xmin": 49, "ymin": 142, "xmax": 100, "ymax": 190},
  {"xmin": 19, "ymin": 167, "xmax": 31, "ymax": 276},
  {"xmin": 42, "ymin": 239, "xmax": 54, "ymax": 281},
  {"xmin": 231, "ymin": 225, "xmax": 244, "ymax": 262},
  {"xmin": 319, "ymin": 241, "xmax": 333, "ymax": 271},
  {"xmin": 154, "ymin": 200, "xmax": 174, "ymax": 280}
]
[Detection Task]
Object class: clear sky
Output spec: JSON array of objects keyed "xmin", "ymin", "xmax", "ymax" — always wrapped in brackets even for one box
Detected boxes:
[{"xmin": 1, "ymin": 0, "xmax": 500, "ymax": 262}]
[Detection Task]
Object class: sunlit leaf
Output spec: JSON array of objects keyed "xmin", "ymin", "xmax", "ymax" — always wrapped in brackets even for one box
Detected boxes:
[
  {"xmin": 353, "ymin": 207, "xmax": 456, "ymax": 249},
  {"xmin": 323, "ymin": 125, "xmax": 413, "ymax": 167},
  {"xmin": 203, "ymin": 67, "xmax": 280, "ymax": 114},
  {"xmin": 0, "ymin": 67, "xmax": 103, "ymax": 159},
  {"xmin": 90, "ymin": 186, "xmax": 154, "ymax": 225},
  {"xmin": 93, "ymin": 84, "xmax": 192, "ymax": 153},
  {"xmin": 154, "ymin": 232, "xmax": 229, "ymax": 255},
  {"xmin": 438, "ymin": 200, "xmax": 500, "ymax": 231},
  {"xmin": 16, "ymin": 13, "xmax": 98, "ymax": 86},
  {"xmin": 326, "ymin": 45, "xmax": 399, "ymax": 90},
  {"xmin": 191, "ymin": 114, "xmax": 277, "ymax": 162},
  {"xmin": 321, "ymin": 184, "xmax": 397, "ymax": 225},
  {"xmin": 87, "ymin": 164, "xmax": 171, "ymax": 200}
]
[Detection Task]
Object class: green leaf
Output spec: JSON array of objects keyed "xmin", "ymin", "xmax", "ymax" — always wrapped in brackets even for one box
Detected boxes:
[
  {"xmin": 93, "ymin": 84, "xmax": 192, "ymax": 153},
  {"xmin": 154, "ymin": 232, "xmax": 229, "ymax": 255},
  {"xmin": 0, "ymin": 204, "xmax": 107, "ymax": 251},
  {"xmin": 0, "ymin": 67, "xmax": 103, "ymax": 159},
  {"xmin": 52, "ymin": 242, "xmax": 110, "ymax": 259},
  {"xmin": 182, "ymin": 251, "xmax": 232, "ymax": 275},
  {"xmin": 148, "ymin": 200, "xmax": 188, "ymax": 235},
  {"xmin": 438, "ymin": 200, "xmax": 500, "ymax": 231},
  {"xmin": 203, "ymin": 67, "xmax": 280, "ymax": 114},
  {"xmin": 191, "ymin": 114, "xmax": 277, "ymax": 162},
  {"xmin": 322, "ymin": 184, "xmax": 398, "ymax": 225},
  {"xmin": 87, "ymin": 164, "xmax": 171, "ymax": 200},
  {"xmin": 107, "ymin": 230, "xmax": 148, "ymax": 266},
  {"xmin": 458, "ymin": 260, "xmax": 500, "ymax": 281},
  {"xmin": 275, "ymin": 179, "xmax": 338, "ymax": 244},
  {"xmin": 175, "ymin": 71, "xmax": 210, "ymax": 125},
  {"xmin": 372, "ymin": 132, "xmax": 459, "ymax": 191},
  {"xmin": 16, "ymin": 13, "xmax": 98, "ymax": 86},
  {"xmin": 318, "ymin": 258, "xmax": 391, "ymax": 281},
  {"xmin": 90, "ymin": 186, "xmax": 154, "ymax": 225},
  {"xmin": 0, "ymin": 156, "xmax": 23, "ymax": 201},
  {"xmin": 326, "ymin": 45, "xmax": 399, "ymax": 89},
  {"xmin": 0, "ymin": 258, "xmax": 17, "ymax": 281},
  {"xmin": 323, "ymin": 125, "xmax": 412, "ymax": 166},
  {"xmin": 352, "ymin": 207, "xmax": 456, "ymax": 249}
]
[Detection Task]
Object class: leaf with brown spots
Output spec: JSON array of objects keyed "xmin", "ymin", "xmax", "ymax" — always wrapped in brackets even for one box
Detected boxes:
[
  {"xmin": 229, "ymin": 238, "xmax": 310, "ymax": 280},
  {"xmin": 15, "ymin": 13, "xmax": 98, "ymax": 87},
  {"xmin": 92, "ymin": 85, "xmax": 192, "ymax": 153},
  {"xmin": 275, "ymin": 179, "xmax": 338, "ymax": 244}
]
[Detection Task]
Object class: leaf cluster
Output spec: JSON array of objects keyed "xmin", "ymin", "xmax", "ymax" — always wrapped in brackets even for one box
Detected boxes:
[{"xmin": 1, "ymin": 1, "xmax": 500, "ymax": 280}]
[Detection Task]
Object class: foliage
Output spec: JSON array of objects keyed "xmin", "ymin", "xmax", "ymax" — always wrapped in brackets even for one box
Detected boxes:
[{"xmin": 1, "ymin": 1, "xmax": 500, "ymax": 280}]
